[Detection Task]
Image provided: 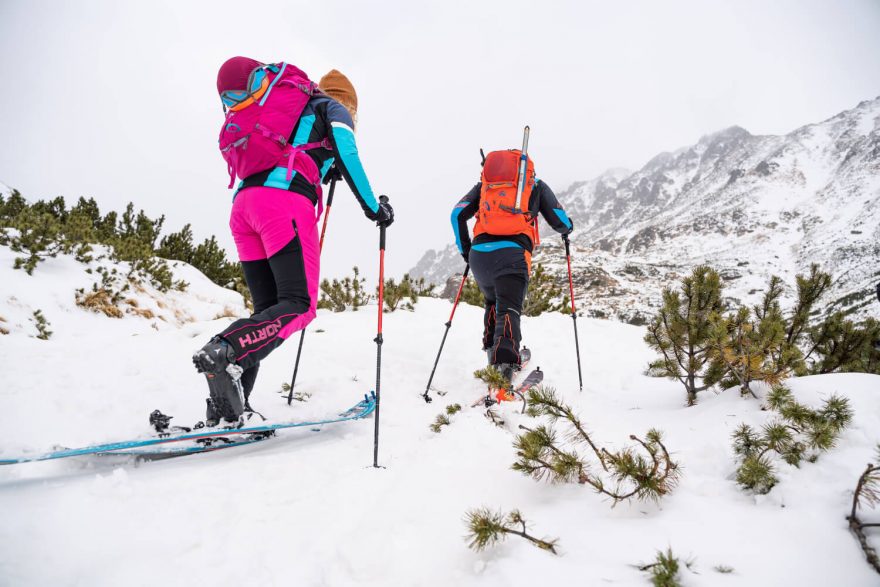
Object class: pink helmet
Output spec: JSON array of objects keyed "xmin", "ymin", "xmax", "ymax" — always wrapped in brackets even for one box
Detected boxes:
[{"xmin": 216, "ymin": 56, "xmax": 264, "ymax": 94}]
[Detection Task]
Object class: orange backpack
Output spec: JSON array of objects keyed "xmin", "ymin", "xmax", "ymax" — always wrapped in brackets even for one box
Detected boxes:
[{"xmin": 473, "ymin": 150, "xmax": 539, "ymax": 243}]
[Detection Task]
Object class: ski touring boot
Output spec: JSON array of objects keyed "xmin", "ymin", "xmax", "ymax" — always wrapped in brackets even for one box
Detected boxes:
[
  {"xmin": 493, "ymin": 347, "xmax": 530, "ymax": 403},
  {"xmin": 192, "ymin": 337, "xmax": 246, "ymax": 427},
  {"xmin": 493, "ymin": 363, "xmax": 519, "ymax": 403}
]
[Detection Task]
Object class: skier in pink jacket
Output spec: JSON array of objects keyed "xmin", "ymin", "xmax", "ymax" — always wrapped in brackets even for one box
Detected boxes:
[{"xmin": 193, "ymin": 57, "xmax": 393, "ymax": 426}]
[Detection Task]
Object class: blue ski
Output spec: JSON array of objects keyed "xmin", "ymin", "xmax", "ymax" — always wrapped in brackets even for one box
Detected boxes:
[{"xmin": 0, "ymin": 393, "xmax": 375, "ymax": 465}]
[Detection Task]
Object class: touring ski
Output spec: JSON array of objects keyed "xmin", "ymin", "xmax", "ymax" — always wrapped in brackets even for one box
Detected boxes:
[{"xmin": 0, "ymin": 394, "xmax": 375, "ymax": 465}]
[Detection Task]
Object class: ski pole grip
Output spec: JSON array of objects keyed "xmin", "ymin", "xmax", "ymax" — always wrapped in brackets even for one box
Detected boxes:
[
  {"xmin": 326, "ymin": 175, "xmax": 338, "ymax": 207},
  {"xmin": 378, "ymin": 196, "xmax": 389, "ymax": 249},
  {"xmin": 562, "ymin": 234, "xmax": 571, "ymax": 256}
]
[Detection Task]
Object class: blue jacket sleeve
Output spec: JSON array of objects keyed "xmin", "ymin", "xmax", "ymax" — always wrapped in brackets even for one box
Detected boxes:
[
  {"xmin": 451, "ymin": 183, "xmax": 481, "ymax": 255},
  {"xmin": 324, "ymin": 100, "xmax": 380, "ymax": 219},
  {"xmin": 535, "ymin": 180, "xmax": 573, "ymax": 234}
]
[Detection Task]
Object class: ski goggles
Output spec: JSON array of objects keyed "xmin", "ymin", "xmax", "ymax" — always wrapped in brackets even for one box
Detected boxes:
[{"xmin": 220, "ymin": 66, "xmax": 270, "ymax": 112}]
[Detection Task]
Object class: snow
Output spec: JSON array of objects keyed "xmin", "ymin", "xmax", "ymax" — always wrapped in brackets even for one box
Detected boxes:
[{"xmin": 1, "ymin": 247, "xmax": 879, "ymax": 586}]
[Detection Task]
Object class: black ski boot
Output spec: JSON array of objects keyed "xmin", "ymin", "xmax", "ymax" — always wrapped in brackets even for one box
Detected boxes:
[
  {"xmin": 192, "ymin": 337, "xmax": 245, "ymax": 426},
  {"xmin": 496, "ymin": 347, "xmax": 529, "ymax": 385}
]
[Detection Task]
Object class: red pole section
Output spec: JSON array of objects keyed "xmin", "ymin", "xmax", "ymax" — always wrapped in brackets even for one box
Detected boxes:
[{"xmin": 448, "ymin": 265, "xmax": 470, "ymax": 323}]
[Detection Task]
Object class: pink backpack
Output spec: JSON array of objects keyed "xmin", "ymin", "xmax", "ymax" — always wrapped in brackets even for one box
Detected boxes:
[{"xmin": 218, "ymin": 62, "xmax": 330, "ymax": 189}]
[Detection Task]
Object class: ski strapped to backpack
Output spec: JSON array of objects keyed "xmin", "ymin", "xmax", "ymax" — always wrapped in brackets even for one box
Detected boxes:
[
  {"xmin": 218, "ymin": 62, "xmax": 330, "ymax": 189},
  {"xmin": 473, "ymin": 126, "xmax": 539, "ymax": 243}
]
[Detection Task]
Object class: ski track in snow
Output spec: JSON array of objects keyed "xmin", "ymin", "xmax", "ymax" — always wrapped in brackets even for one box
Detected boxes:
[{"xmin": 0, "ymin": 248, "xmax": 878, "ymax": 586}]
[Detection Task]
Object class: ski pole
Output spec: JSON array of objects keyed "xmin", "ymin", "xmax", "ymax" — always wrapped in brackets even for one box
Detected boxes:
[
  {"xmin": 563, "ymin": 234, "xmax": 583, "ymax": 392},
  {"xmin": 373, "ymin": 196, "xmax": 389, "ymax": 468},
  {"xmin": 421, "ymin": 264, "xmax": 470, "ymax": 403},
  {"xmin": 288, "ymin": 176, "xmax": 338, "ymax": 405}
]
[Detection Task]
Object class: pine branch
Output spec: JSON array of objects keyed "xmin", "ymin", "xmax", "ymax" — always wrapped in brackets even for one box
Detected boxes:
[
  {"xmin": 848, "ymin": 462, "xmax": 880, "ymax": 574},
  {"xmin": 465, "ymin": 508, "xmax": 558, "ymax": 555},
  {"xmin": 515, "ymin": 391, "xmax": 680, "ymax": 506},
  {"xmin": 526, "ymin": 387, "xmax": 607, "ymax": 469}
]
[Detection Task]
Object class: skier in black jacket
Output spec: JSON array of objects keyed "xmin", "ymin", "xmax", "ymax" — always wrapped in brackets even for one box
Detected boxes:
[{"xmin": 450, "ymin": 149, "xmax": 573, "ymax": 384}]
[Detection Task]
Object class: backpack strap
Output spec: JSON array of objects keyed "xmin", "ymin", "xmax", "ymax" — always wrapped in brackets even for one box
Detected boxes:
[{"xmin": 285, "ymin": 138, "xmax": 333, "ymax": 182}]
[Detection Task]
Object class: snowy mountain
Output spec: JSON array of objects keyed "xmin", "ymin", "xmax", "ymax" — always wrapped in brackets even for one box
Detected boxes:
[
  {"xmin": 1, "ymin": 244, "xmax": 879, "ymax": 585},
  {"xmin": 412, "ymin": 97, "xmax": 880, "ymax": 324}
]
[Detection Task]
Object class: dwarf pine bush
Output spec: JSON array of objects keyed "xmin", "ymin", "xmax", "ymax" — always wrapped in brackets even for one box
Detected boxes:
[
  {"xmin": 522, "ymin": 263, "xmax": 569, "ymax": 317},
  {"xmin": 0, "ymin": 192, "xmax": 247, "ymax": 301},
  {"xmin": 732, "ymin": 384, "xmax": 853, "ymax": 494},
  {"xmin": 847, "ymin": 445, "xmax": 880, "ymax": 574},
  {"xmin": 460, "ymin": 275, "xmax": 485, "ymax": 308},
  {"xmin": 513, "ymin": 387, "xmax": 680, "ymax": 505},
  {"xmin": 318, "ymin": 266, "xmax": 370, "ymax": 312},
  {"xmin": 464, "ymin": 508, "xmax": 558, "ymax": 554},
  {"xmin": 644, "ymin": 266, "xmax": 723, "ymax": 405}
]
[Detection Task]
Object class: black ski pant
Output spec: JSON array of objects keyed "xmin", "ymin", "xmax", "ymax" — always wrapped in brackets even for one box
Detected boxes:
[
  {"xmin": 468, "ymin": 246, "xmax": 529, "ymax": 366},
  {"xmin": 218, "ymin": 237, "xmax": 311, "ymax": 399}
]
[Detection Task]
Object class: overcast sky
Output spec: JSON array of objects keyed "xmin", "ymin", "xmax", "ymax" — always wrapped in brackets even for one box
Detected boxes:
[{"xmin": 1, "ymin": 0, "xmax": 879, "ymax": 281}]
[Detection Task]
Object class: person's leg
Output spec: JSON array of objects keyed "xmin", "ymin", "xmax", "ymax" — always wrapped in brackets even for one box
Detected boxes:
[
  {"xmin": 491, "ymin": 271, "xmax": 528, "ymax": 365},
  {"xmin": 482, "ymin": 303, "xmax": 497, "ymax": 357},
  {"xmin": 193, "ymin": 192, "xmax": 268, "ymax": 424},
  {"xmin": 479, "ymin": 248, "xmax": 528, "ymax": 366},
  {"xmin": 218, "ymin": 190, "xmax": 319, "ymax": 370},
  {"xmin": 237, "ymin": 259, "xmax": 277, "ymax": 404},
  {"xmin": 468, "ymin": 250, "xmax": 498, "ymax": 358}
]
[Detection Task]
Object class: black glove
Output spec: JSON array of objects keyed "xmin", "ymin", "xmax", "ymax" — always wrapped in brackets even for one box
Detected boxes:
[
  {"xmin": 461, "ymin": 249, "xmax": 470, "ymax": 264},
  {"xmin": 374, "ymin": 196, "xmax": 394, "ymax": 228},
  {"xmin": 322, "ymin": 164, "xmax": 343, "ymax": 185}
]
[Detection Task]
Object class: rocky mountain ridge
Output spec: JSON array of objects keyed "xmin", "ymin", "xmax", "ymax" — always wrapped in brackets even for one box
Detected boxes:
[{"xmin": 411, "ymin": 96, "xmax": 880, "ymax": 323}]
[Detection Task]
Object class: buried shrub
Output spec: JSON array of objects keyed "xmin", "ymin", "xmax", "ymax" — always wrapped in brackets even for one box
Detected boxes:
[
  {"xmin": 513, "ymin": 387, "xmax": 680, "ymax": 505},
  {"xmin": 731, "ymin": 384, "xmax": 853, "ymax": 494},
  {"xmin": 847, "ymin": 445, "xmax": 880, "ymax": 575},
  {"xmin": 430, "ymin": 404, "xmax": 462, "ymax": 433},
  {"xmin": 465, "ymin": 508, "xmax": 558, "ymax": 554},
  {"xmin": 31, "ymin": 309, "xmax": 52, "ymax": 340},
  {"xmin": 638, "ymin": 548, "xmax": 687, "ymax": 587}
]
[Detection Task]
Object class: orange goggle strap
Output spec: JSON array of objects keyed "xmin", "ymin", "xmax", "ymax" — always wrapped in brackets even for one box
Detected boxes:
[{"xmin": 220, "ymin": 67, "xmax": 271, "ymax": 111}]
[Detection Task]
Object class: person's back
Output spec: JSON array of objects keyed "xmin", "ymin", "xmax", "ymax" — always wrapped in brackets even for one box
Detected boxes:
[
  {"xmin": 192, "ymin": 58, "xmax": 393, "ymax": 426},
  {"xmin": 450, "ymin": 148, "xmax": 574, "ymax": 384}
]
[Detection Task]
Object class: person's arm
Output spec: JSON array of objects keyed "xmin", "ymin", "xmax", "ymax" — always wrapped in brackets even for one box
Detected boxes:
[
  {"xmin": 534, "ymin": 180, "xmax": 573, "ymax": 235},
  {"xmin": 451, "ymin": 183, "xmax": 481, "ymax": 258},
  {"xmin": 324, "ymin": 100, "xmax": 381, "ymax": 219}
]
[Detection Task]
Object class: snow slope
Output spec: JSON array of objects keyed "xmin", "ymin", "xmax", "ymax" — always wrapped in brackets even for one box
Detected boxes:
[{"xmin": 1, "ymin": 247, "xmax": 879, "ymax": 586}]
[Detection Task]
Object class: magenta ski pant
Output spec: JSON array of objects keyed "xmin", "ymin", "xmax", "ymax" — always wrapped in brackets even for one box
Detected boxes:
[{"xmin": 218, "ymin": 186, "xmax": 320, "ymax": 373}]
